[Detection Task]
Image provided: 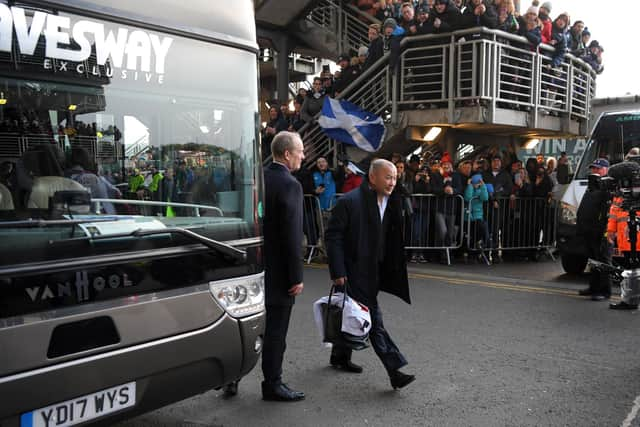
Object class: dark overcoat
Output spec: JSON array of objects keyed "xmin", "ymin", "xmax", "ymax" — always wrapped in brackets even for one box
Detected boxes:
[
  {"xmin": 325, "ymin": 181, "xmax": 411, "ymax": 307},
  {"xmin": 263, "ymin": 162, "xmax": 304, "ymax": 306}
]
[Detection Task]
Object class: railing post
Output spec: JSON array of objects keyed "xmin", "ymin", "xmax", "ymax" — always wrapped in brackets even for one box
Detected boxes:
[
  {"xmin": 392, "ymin": 58, "xmax": 399, "ymax": 125},
  {"xmin": 336, "ymin": 1, "xmax": 343, "ymax": 55},
  {"xmin": 491, "ymin": 40, "xmax": 499, "ymax": 122},
  {"xmin": 448, "ymin": 34, "xmax": 456, "ymax": 123},
  {"xmin": 532, "ymin": 47, "xmax": 540, "ymax": 129},
  {"xmin": 567, "ymin": 61, "xmax": 574, "ymax": 117}
]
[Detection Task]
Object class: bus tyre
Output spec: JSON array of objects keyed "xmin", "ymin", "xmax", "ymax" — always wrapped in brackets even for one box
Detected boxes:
[{"xmin": 561, "ymin": 254, "xmax": 587, "ymax": 275}]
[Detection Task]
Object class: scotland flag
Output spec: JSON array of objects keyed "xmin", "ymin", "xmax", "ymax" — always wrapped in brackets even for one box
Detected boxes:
[{"xmin": 317, "ymin": 97, "xmax": 385, "ymax": 153}]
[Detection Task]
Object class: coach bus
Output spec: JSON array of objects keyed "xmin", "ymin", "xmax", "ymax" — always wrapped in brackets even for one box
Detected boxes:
[
  {"xmin": 558, "ymin": 110, "xmax": 640, "ymax": 274},
  {"xmin": 0, "ymin": 1, "xmax": 264, "ymax": 425}
]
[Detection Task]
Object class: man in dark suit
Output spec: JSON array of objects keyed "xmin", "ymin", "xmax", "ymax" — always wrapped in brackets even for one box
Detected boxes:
[
  {"xmin": 262, "ymin": 131, "xmax": 306, "ymax": 402},
  {"xmin": 325, "ymin": 159, "xmax": 415, "ymax": 390}
]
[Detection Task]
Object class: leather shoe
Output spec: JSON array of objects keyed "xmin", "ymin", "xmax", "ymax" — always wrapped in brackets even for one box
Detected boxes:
[
  {"xmin": 610, "ymin": 301, "xmax": 639, "ymax": 310},
  {"xmin": 591, "ymin": 294, "xmax": 610, "ymax": 301},
  {"xmin": 578, "ymin": 288, "xmax": 593, "ymax": 296},
  {"xmin": 330, "ymin": 359, "xmax": 363, "ymax": 373},
  {"xmin": 389, "ymin": 370, "xmax": 416, "ymax": 390},
  {"xmin": 261, "ymin": 382, "xmax": 305, "ymax": 402}
]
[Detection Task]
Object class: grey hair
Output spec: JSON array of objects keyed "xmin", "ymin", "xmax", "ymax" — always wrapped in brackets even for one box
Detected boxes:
[
  {"xmin": 369, "ymin": 158, "xmax": 396, "ymax": 175},
  {"xmin": 271, "ymin": 131, "xmax": 302, "ymax": 159}
]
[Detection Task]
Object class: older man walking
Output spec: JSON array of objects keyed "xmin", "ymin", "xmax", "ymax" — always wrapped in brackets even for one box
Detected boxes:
[
  {"xmin": 325, "ymin": 159, "xmax": 415, "ymax": 390},
  {"xmin": 262, "ymin": 131, "xmax": 306, "ymax": 401}
]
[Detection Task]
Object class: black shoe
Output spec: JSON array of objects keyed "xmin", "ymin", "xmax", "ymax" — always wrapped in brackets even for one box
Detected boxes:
[
  {"xmin": 261, "ymin": 382, "xmax": 305, "ymax": 402},
  {"xmin": 389, "ymin": 370, "xmax": 416, "ymax": 390},
  {"xmin": 578, "ymin": 288, "xmax": 593, "ymax": 296},
  {"xmin": 591, "ymin": 294, "xmax": 610, "ymax": 301},
  {"xmin": 223, "ymin": 381, "xmax": 238, "ymax": 397},
  {"xmin": 330, "ymin": 359, "xmax": 363, "ymax": 373},
  {"xmin": 610, "ymin": 301, "xmax": 639, "ymax": 310}
]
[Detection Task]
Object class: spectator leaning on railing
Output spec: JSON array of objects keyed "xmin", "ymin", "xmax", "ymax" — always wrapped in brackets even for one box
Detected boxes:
[
  {"xmin": 312, "ymin": 157, "xmax": 344, "ymax": 211},
  {"xmin": 460, "ymin": 0, "xmax": 498, "ymax": 31},
  {"xmin": 517, "ymin": 6, "xmax": 542, "ymax": 48},
  {"xmin": 569, "ymin": 20, "xmax": 585, "ymax": 56},
  {"xmin": 495, "ymin": 0, "xmax": 519, "ymax": 34},
  {"xmin": 581, "ymin": 40, "xmax": 604, "ymax": 74},
  {"xmin": 300, "ymin": 77, "xmax": 326, "ymax": 124},
  {"xmin": 414, "ymin": 6, "xmax": 434, "ymax": 34},
  {"xmin": 364, "ymin": 23, "xmax": 383, "ymax": 71},
  {"xmin": 549, "ymin": 12, "xmax": 570, "ymax": 71},
  {"xmin": 399, "ymin": 2, "xmax": 416, "ymax": 33},
  {"xmin": 430, "ymin": 0, "xmax": 462, "ymax": 33},
  {"xmin": 536, "ymin": 1, "xmax": 552, "ymax": 44}
]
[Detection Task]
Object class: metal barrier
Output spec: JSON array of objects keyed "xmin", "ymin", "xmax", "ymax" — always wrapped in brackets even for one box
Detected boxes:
[
  {"xmin": 404, "ymin": 194, "xmax": 465, "ymax": 265},
  {"xmin": 465, "ymin": 196, "xmax": 559, "ymax": 262},
  {"xmin": 303, "ymin": 194, "xmax": 325, "ymax": 263}
]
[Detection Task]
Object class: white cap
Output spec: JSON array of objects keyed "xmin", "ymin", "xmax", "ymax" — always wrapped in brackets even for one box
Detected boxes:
[{"xmin": 358, "ymin": 46, "xmax": 368, "ymax": 57}]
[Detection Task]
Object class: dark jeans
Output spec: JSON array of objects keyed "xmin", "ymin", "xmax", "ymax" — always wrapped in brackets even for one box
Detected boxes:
[
  {"xmin": 262, "ymin": 304, "xmax": 293, "ymax": 384},
  {"xmin": 331, "ymin": 305, "xmax": 407, "ymax": 374}
]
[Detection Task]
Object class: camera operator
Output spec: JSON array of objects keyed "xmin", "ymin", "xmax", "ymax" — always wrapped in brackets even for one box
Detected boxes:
[
  {"xmin": 607, "ymin": 148, "xmax": 640, "ymax": 310},
  {"xmin": 577, "ymin": 158, "xmax": 612, "ymax": 300}
]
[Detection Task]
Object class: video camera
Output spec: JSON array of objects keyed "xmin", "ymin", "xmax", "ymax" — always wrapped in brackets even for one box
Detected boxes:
[{"xmin": 604, "ymin": 156, "xmax": 640, "ymax": 210}]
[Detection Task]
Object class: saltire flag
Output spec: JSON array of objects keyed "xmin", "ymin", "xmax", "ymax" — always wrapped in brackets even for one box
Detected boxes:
[{"xmin": 317, "ymin": 97, "xmax": 386, "ymax": 153}]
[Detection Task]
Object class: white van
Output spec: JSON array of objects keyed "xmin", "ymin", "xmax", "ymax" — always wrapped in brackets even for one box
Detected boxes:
[{"xmin": 557, "ymin": 110, "xmax": 640, "ymax": 273}]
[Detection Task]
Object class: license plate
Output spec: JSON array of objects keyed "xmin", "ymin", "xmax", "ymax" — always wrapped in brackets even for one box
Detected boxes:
[{"xmin": 20, "ymin": 382, "xmax": 136, "ymax": 427}]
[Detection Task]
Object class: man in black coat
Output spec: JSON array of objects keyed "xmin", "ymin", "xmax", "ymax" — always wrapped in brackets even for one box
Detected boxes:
[
  {"xmin": 262, "ymin": 131, "xmax": 306, "ymax": 402},
  {"xmin": 325, "ymin": 159, "xmax": 415, "ymax": 390}
]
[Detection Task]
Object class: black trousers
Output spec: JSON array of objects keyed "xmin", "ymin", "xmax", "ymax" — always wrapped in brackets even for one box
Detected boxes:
[
  {"xmin": 262, "ymin": 304, "xmax": 293, "ymax": 385},
  {"xmin": 331, "ymin": 305, "xmax": 407, "ymax": 373}
]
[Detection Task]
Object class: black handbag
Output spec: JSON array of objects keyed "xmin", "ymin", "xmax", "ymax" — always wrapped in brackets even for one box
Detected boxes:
[{"xmin": 322, "ymin": 283, "xmax": 369, "ymax": 351}]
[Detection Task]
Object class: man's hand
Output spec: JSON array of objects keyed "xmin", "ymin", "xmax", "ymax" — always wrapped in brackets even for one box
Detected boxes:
[
  {"xmin": 434, "ymin": 18, "xmax": 441, "ymax": 28},
  {"xmin": 334, "ymin": 277, "xmax": 347, "ymax": 286},
  {"xmin": 607, "ymin": 232, "xmax": 616, "ymax": 245},
  {"xmin": 288, "ymin": 283, "xmax": 304, "ymax": 296}
]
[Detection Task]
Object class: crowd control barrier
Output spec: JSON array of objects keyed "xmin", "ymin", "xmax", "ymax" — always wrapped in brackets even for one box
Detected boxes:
[
  {"xmin": 465, "ymin": 196, "xmax": 559, "ymax": 262},
  {"xmin": 404, "ymin": 194, "xmax": 465, "ymax": 265},
  {"xmin": 303, "ymin": 194, "xmax": 325, "ymax": 263}
]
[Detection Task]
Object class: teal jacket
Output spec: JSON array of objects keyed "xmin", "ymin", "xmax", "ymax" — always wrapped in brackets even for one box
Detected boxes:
[{"xmin": 464, "ymin": 183, "xmax": 489, "ymax": 221}]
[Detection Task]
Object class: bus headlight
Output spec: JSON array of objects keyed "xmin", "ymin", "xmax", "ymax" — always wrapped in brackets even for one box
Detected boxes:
[
  {"xmin": 560, "ymin": 202, "xmax": 577, "ymax": 225},
  {"xmin": 210, "ymin": 274, "xmax": 264, "ymax": 318}
]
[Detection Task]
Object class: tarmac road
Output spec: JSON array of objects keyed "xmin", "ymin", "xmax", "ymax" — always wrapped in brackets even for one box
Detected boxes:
[{"xmin": 118, "ymin": 261, "xmax": 640, "ymax": 427}]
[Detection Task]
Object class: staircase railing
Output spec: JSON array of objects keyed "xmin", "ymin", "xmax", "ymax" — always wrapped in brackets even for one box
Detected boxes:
[
  {"xmin": 306, "ymin": 0, "xmax": 379, "ymax": 55},
  {"xmin": 267, "ymin": 27, "xmax": 597, "ymax": 169}
]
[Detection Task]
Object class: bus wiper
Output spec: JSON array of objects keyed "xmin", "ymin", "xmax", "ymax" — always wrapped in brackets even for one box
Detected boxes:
[
  {"xmin": 51, "ymin": 226, "xmax": 247, "ymax": 261},
  {"xmin": 0, "ymin": 218, "xmax": 120, "ymax": 228},
  {"xmin": 131, "ymin": 228, "xmax": 246, "ymax": 261}
]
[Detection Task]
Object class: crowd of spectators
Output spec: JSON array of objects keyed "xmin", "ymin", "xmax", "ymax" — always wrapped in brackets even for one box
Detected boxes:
[
  {"xmin": 298, "ymin": 147, "xmax": 573, "ymax": 264},
  {"xmin": 349, "ymin": 0, "xmax": 604, "ymax": 74}
]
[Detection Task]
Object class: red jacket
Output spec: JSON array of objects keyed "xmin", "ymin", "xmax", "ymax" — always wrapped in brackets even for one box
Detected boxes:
[{"xmin": 342, "ymin": 174, "xmax": 363, "ymax": 193}]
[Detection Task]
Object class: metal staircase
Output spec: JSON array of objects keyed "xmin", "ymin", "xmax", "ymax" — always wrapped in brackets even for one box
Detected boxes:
[{"xmin": 285, "ymin": 27, "xmax": 596, "ymax": 169}]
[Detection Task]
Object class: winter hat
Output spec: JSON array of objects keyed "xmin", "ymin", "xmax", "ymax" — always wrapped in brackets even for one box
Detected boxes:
[
  {"xmin": 358, "ymin": 46, "xmax": 368, "ymax": 57},
  {"xmin": 471, "ymin": 174, "xmax": 483, "ymax": 185},
  {"xmin": 540, "ymin": 1, "xmax": 552, "ymax": 12},
  {"xmin": 383, "ymin": 18, "xmax": 397, "ymax": 30},
  {"xmin": 582, "ymin": 27, "xmax": 591, "ymax": 37},
  {"xmin": 441, "ymin": 152, "xmax": 452, "ymax": 165},
  {"xmin": 435, "ymin": 0, "xmax": 449, "ymax": 5},
  {"xmin": 526, "ymin": 5, "xmax": 539, "ymax": 15}
]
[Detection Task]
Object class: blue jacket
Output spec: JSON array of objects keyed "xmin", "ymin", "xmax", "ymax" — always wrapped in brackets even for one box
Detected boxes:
[
  {"xmin": 313, "ymin": 170, "xmax": 336, "ymax": 210},
  {"xmin": 464, "ymin": 183, "xmax": 489, "ymax": 221}
]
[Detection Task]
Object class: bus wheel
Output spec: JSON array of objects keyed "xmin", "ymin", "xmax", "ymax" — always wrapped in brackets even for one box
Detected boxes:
[{"xmin": 561, "ymin": 254, "xmax": 587, "ymax": 275}]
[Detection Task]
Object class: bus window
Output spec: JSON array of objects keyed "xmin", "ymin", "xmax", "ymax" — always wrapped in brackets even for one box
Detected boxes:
[{"xmin": 0, "ymin": 14, "xmax": 261, "ymax": 268}]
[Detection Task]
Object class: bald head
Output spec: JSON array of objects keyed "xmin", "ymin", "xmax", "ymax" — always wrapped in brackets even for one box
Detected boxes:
[{"xmin": 369, "ymin": 159, "xmax": 397, "ymax": 196}]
